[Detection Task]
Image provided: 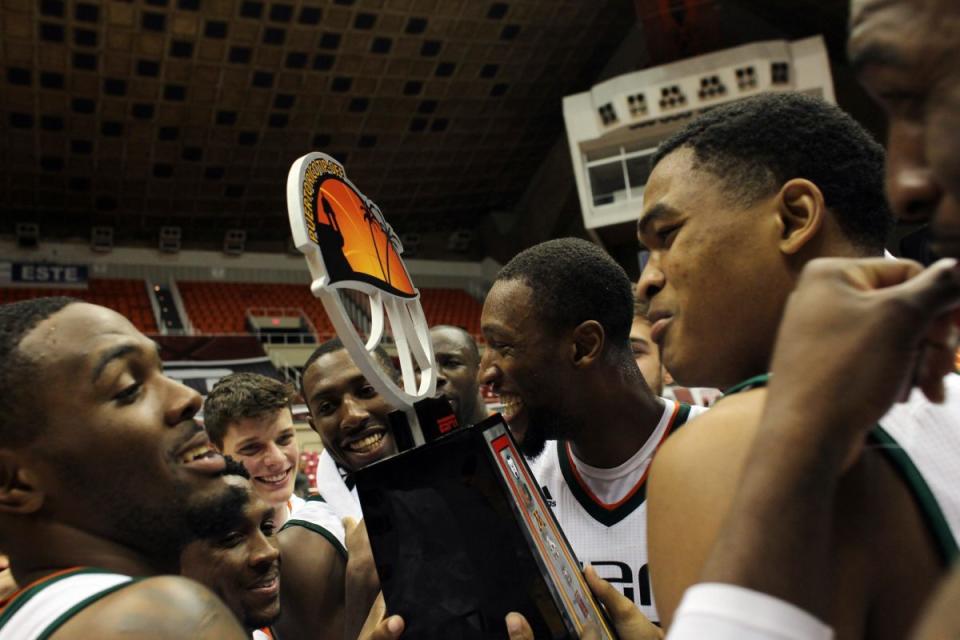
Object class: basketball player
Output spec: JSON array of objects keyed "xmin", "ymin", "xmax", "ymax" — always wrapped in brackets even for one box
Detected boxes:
[
  {"xmin": 641, "ymin": 93, "xmax": 960, "ymax": 638},
  {"xmin": 300, "ymin": 338, "xmax": 401, "ymax": 520},
  {"xmin": 180, "ymin": 470, "xmax": 282, "ymax": 639},
  {"xmin": 479, "ymin": 237, "xmax": 706, "ymax": 626},
  {"xmin": 516, "ymin": 5, "xmax": 960, "ymax": 637},
  {"xmin": 203, "ymin": 373, "xmax": 303, "ymax": 525},
  {"xmin": 430, "ymin": 325, "xmax": 489, "ymax": 427},
  {"xmin": 0, "ymin": 298, "xmax": 248, "ymax": 638}
]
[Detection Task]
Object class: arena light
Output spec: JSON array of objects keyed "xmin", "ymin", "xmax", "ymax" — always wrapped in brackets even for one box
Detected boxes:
[
  {"xmin": 91, "ymin": 226, "xmax": 114, "ymax": 253},
  {"xmin": 158, "ymin": 226, "xmax": 182, "ymax": 253},
  {"xmin": 223, "ymin": 229, "xmax": 246, "ymax": 255},
  {"xmin": 15, "ymin": 222, "xmax": 39, "ymax": 249}
]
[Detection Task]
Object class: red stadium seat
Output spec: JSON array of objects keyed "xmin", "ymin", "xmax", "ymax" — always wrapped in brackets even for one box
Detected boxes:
[{"xmin": 0, "ymin": 279, "xmax": 158, "ymax": 333}]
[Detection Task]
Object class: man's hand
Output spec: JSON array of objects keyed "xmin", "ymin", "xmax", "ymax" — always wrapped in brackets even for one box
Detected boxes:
[
  {"xmin": 764, "ymin": 257, "xmax": 960, "ymax": 469},
  {"xmin": 505, "ymin": 566, "xmax": 662, "ymax": 639},
  {"xmin": 355, "ymin": 593, "xmax": 404, "ymax": 640}
]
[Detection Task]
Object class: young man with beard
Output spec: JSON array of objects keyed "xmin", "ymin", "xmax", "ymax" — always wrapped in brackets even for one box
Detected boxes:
[
  {"xmin": 430, "ymin": 325, "xmax": 489, "ymax": 427},
  {"xmin": 0, "ymin": 298, "xmax": 249, "ymax": 639},
  {"xmin": 479, "ymin": 237, "xmax": 705, "ymax": 626},
  {"xmin": 203, "ymin": 373, "xmax": 303, "ymax": 525},
  {"xmin": 641, "ymin": 93, "xmax": 960, "ymax": 639}
]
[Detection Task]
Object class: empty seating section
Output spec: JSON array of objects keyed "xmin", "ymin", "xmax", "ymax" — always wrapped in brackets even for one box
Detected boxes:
[
  {"xmin": 417, "ymin": 288, "xmax": 483, "ymax": 338},
  {"xmin": 177, "ymin": 281, "xmax": 336, "ymax": 337},
  {"xmin": 299, "ymin": 451, "xmax": 320, "ymax": 493},
  {"xmin": 178, "ymin": 282, "xmax": 484, "ymax": 341},
  {"xmin": 0, "ymin": 279, "xmax": 157, "ymax": 333}
]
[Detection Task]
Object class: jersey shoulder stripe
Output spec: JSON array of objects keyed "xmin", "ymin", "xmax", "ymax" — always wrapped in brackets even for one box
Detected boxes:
[
  {"xmin": 870, "ymin": 425, "xmax": 958, "ymax": 564},
  {"xmin": 557, "ymin": 400, "xmax": 693, "ymax": 527},
  {"xmin": 0, "ymin": 569, "xmax": 136, "ymax": 640}
]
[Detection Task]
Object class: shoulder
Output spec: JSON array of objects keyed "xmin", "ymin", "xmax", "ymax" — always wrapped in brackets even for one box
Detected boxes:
[
  {"xmin": 281, "ymin": 497, "xmax": 348, "ymax": 560},
  {"xmin": 54, "ymin": 576, "xmax": 246, "ymax": 639},
  {"xmin": 655, "ymin": 389, "xmax": 766, "ymax": 481}
]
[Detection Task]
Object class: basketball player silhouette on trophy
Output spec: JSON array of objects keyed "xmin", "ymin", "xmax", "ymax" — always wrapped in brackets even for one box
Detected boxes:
[{"xmin": 316, "ymin": 194, "xmax": 355, "ymax": 284}]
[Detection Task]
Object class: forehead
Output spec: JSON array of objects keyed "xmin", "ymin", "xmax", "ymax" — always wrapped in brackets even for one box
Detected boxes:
[
  {"xmin": 630, "ymin": 315, "xmax": 652, "ymax": 339},
  {"xmin": 225, "ymin": 408, "xmax": 293, "ymax": 443},
  {"xmin": 481, "ymin": 279, "xmax": 538, "ymax": 333},
  {"xmin": 640, "ymin": 148, "xmax": 729, "ymax": 226},
  {"xmin": 304, "ymin": 349, "xmax": 366, "ymax": 394},
  {"xmin": 430, "ymin": 328, "xmax": 471, "ymax": 355},
  {"xmin": 848, "ymin": 0, "xmax": 929, "ymax": 64},
  {"xmin": 19, "ymin": 302, "xmax": 151, "ymax": 375}
]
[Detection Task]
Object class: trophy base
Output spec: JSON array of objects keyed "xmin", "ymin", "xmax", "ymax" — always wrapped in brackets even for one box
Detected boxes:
[{"xmin": 356, "ymin": 415, "xmax": 616, "ymax": 640}]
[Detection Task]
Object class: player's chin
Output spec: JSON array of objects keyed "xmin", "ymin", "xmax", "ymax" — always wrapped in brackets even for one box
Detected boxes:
[{"xmin": 518, "ymin": 424, "xmax": 548, "ymax": 458}]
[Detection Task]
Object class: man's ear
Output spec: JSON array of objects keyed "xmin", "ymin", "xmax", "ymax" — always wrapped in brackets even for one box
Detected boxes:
[
  {"xmin": 570, "ymin": 321, "xmax": 604, "ymax": 369},
  {"xmin": 0, "ymin": 451, "xmax": 44, "ymax": 515},
  {"xmin": 776, "ymin": 178, "xmax": 826, "ymax": 255}
]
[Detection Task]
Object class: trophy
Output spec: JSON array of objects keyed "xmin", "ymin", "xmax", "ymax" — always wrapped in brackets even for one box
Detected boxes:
[{"xmin": 286, "ymin": 153, "xmax": 616, "ymax": 639}]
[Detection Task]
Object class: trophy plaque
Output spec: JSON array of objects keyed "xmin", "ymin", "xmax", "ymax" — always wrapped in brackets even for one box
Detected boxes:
[{"xmin": 286, "ymin": 153, "xmax": 616, "ymax": 639}]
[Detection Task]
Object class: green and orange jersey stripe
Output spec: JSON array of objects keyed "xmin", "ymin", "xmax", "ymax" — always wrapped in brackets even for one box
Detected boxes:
[
  {"xmin": 0, "ymin": 567, "xmax": 86, "ymax": 615},
  {"xmin": 558, "ymin": 401, "xmax": 692, "ymax": 526}
]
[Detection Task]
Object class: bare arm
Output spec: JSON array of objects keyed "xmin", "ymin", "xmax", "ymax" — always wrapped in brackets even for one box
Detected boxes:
[
  {"xmin": 700, "ymin": 258, "xmax": 960, "ymax": 620},
  {"xmin": 55, "ymin": 575, "xmax": 248, "ymax": 639},
  {"xmin": 342, "ymin": 518, "xmax": 382, "ymax": 640},
  {"xmin": 275, "ymin": 524, "xmax": 347, "ymax": 640},
  {"xmin": 646, "ymin": 391, "xmax": 765, "ymax": 627}
]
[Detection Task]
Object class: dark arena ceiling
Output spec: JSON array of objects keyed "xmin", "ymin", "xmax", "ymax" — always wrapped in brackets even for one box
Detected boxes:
[
  {"xmin": 0, "ymin": 0, "xmax": 636, "ymax": 253},
  {"xmin": 0, "ymin": 0, "xmax": 860, "ymax": 263}
]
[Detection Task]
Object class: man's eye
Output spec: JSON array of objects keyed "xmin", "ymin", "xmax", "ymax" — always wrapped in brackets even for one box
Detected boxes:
[
  {"xmin": 878, "ymin": 91, "xmax": 925, "ymax": 119},
  {"xmin": 358, "ymin": 385, "xmax": 377, "ymax": 398},
  {"xmin": 656, "ymin": 225, "xmax": 680, "ymax": 243},
  {"xmin": 218, "ymin": 533, "xmax": 244, "ymax": 549},
  {"xmin": 277, "ymin": 435, "xmax": 293, "ymax": 446},
  {"xmin": 240, "ymin": 446, "xmax": 261, "ymax": 456},
  {"xmin": 262, "ymin": 521, "xmax": 276, "ymax": 537},
  {"xmin": 315, "ymin": 402, "xmax": 335, "ymax": 415},
  {"xmin": 114, "ymin": 383, "xmax": 142, "ymax": 405}
]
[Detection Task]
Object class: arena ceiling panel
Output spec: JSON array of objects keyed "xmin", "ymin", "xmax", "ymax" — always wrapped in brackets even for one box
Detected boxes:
[{"xmin": 0, "ymin": 0, "xmax": 635, "ymax": 251}]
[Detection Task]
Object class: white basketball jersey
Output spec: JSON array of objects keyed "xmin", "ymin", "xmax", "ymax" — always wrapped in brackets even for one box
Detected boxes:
[
  {"xmin": 726, "ymin": 372, "xmax": 960, "ymax": 566},
  {"xmin": 0, "ymin": 568, "xmax": 135, "ymax": 640},
  {"xmin": 872, "ymin": 373, "xmax": 960, "ymax": 563},
  {"xmin": 531, "ymin": 399, "xmax": 708, "ymax": 624},
  {"xmin": 313, "ymin": 449, "xmax": 363, "ymax": 521},
  {"xmin": 282, "ymin": 494, "xmax": 349, "ymax": 559}
]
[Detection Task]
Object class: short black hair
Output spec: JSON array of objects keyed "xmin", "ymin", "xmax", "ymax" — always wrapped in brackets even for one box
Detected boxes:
[
  {"xmin": 0, "ymin": 297, "xmax": 79, "ymax": 447},
  {"xmin": 429, "ymin": 324, "xmax": 480, "ymax": 363},
  {"xmin": 495, "ymin": 237, "xmax": 634, "ymax": 350},
  {"xmin": 652, "ymin": 93, "xmax": 891, "ymax": 253},
  {"xmin": 301, "ymin": 336, "xmax": 398, "ymax": 399},
  {"xmin": 203, "ymin": 373, "xmax": 293, "ymax": 448}
]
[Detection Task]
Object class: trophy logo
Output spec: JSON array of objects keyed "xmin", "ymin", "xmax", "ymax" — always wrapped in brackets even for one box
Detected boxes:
[{"xmin": 287, "ymin": 153, "xmax": 436, "ymax": 423}]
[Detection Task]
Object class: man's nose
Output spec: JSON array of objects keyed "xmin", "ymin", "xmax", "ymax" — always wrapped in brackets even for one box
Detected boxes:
[{"xmin": 886, "ymin": 122, "xmax": 942, "ymax": 224}]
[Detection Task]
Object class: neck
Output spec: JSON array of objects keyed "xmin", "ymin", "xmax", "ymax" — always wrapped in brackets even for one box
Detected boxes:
[
  {"xmin": 6, "ymin": 520, "xmax": 172, "ymax": 587},
  {"xmin": 568, "ymin": 365, "xmax": 665, "ymax": 468}
]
